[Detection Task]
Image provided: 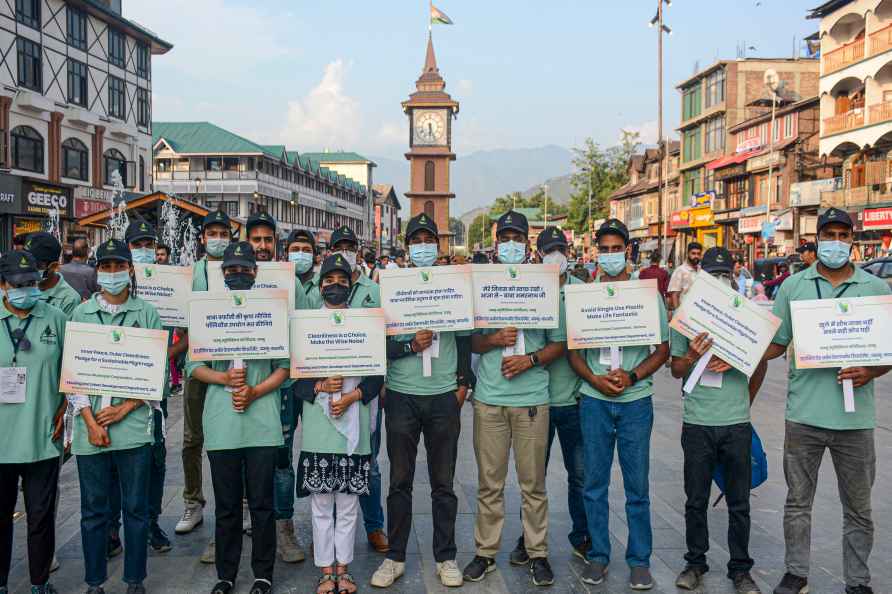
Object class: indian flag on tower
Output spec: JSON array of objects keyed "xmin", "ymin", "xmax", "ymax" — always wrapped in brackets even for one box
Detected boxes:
[{"xmin": 430, "ymin": 3, "xmax": 453, "ymax": 25}]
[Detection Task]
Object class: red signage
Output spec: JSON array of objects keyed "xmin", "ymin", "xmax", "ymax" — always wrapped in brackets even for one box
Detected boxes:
[
  {"xmin": 670, "ymin": 210, "xmax": 690, "ymax": 230},
  {"xmin": 74, "ymin": 198, "xmax": 111, "ymax": 218},
  {"xmin": 862, "ymin": 207, "xmax": 892, "ymax": 230}
]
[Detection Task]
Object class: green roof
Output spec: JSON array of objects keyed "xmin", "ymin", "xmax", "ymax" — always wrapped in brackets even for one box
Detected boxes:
[
  {"xmin": 302, "ymin": 151, "xmax": 375, "ymax": 166},
  {"xmin": 153, "ymin": 122, "xmax": 269, "ymax": 155},
  {"xmin": 260, "ymin": 145, "xmax": 286, "ymax": 159}
]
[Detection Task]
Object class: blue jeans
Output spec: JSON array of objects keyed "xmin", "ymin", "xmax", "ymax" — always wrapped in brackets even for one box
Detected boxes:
[
  {"xmin": 359, "ymin": 399, "xmax": 384, "ymax": 534},
  {"xmin": 274, "ymin": 388, "xmax": 299, "ymax": 520},
  {"xmin": 580, "ymin": 395, "xmax": 654, "ymax": 568},
  {"xmin": 109, "ymin": 406, "xmax": 166, "ymax": 529},
  {"xmin": 77, "ymin": 445, "xmax": 152, "ymax": 587},
  {"xmin": 548, "ymin": 403, "xmax": 589, "ymax": 549}
]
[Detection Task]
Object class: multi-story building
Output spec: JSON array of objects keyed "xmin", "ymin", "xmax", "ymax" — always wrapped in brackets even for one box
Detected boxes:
[
  {"xmin": 152, "ymin": 122, "xmax": 370, "ymax": 244},
  {"xmin": 809, "ymin": 0, "xmax": 892, "ymax": 259},
  {"xmin": 372, "ymin": 184, "xmax": 401, "ymax": 255},
  {"xmin": 0, "ymin": 0, "xmax": 171, "ymax": 249},
  {"xmin": 301, "ymin": 151, "xmax": 376, "ymax": 242}
]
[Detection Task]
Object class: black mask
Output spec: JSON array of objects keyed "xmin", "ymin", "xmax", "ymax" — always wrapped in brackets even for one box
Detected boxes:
[
  {"xmin": 321, "ymin": 283, "xmax": 350, "ymax": 306},
  {"xmin": 224, "ymin": 272, "xmax": 255, "ymax": 291}
]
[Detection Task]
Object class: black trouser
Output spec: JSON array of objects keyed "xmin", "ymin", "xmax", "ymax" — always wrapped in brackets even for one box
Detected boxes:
[
  {"xmin": 681, "ymin": 422, "xmax": 754, "ymax": 576},
  {"xmin": 207, "ymin": 447, "xmax": 277, "ymax": 582},
  {"xmin": 384, "ymin": 390, "xmax": 461, "ymax": 562},
  {"xmin": 0, "ymin": 457, "xmax": 59, "ymax": 587}
]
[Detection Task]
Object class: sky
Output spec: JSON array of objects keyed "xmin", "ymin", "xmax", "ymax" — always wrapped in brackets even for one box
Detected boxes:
[{"xmin": 128, "ymin": 0, "xmax": 820, "ymax": 160}]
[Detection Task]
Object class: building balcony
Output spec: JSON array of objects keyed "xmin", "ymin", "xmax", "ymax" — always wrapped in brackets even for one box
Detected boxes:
[
  {"xmin": 822, "ymin": 100, "xmax": 892, "ymax": 137},
  {"xmin": 870, "ymin": 23, "xmax": 892, "ymax": 56},
  {"xmin": 823, "ymin": 39, "xmax": 865, "ymax": 74}
]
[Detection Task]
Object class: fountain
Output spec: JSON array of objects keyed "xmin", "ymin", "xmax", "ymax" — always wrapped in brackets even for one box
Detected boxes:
[
  {"xmin": 159, "ymin": 197, "xmax": 199, "ymax": 266},
  {"xmin": 107, "ymin": 170, "xmax": 129, "ymax": 240},
  {"xmin": 44, "ymin": 207, "xmax": 61, "ymax": 241}
]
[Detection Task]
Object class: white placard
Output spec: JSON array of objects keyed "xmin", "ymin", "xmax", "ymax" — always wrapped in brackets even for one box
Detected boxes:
[
  {"xmin": 379, "ymin": 265, "xmax": 474, "ymax": 335},
  {"xmin": 208, "ymin": 261, "xmax": 296, "ymax": 310},
  {"xmin": 564, "ymin": 280, "xmax": 662, "ymax": 350},
  {"xmin": 289, "ymin": 308, "xmax": 387, "ymax": 378},
  {"xmin": 471, "ymin": 264, "xmax": 559, "ymax": 329},
  {"xmin": 133, "ymin": 263, "xmax": 192, "ymax": 327}
]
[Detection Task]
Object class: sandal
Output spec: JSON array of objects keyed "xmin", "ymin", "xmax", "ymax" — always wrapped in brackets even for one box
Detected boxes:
[
  {"xmin": 336, "ymin": 565, "xmax": 357, "ymax": 594},
  {"xmin": 317, "ymin": 572, "xmax": 337, "ymax": 594}
]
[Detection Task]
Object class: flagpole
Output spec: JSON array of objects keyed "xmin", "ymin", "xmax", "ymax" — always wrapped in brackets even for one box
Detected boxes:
[{"xmin": 428, "ymin": 0, "xmax": 432, "ymax": 33}]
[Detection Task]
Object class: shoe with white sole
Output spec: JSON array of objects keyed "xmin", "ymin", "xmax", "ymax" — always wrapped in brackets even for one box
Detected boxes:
[
  {"xmin": 436, "ymin": 560, "xmax": 463, "ymax": 587},
  {"xmin": 199, "ymin": 540, "xmax": 215, "ymax": 564},
  {"xmin": 175, "ymin": 503, "xmax": 203, "ymax": 534},
  {"xmin": 370, "ymin": 559, "xmax": 405, "ymax": 587}
]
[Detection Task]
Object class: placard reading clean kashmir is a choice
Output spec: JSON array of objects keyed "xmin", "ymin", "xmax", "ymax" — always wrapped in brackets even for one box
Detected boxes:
[
  {"xmin": 207, "ymin": 261, "xmax": 296, "ymax": 310},
  {"xmin": 379, "ymin": 265, "xmax": 474, "ymax": 335},
  {"xmin": 290, "ymin": 308, "xmax": 387, "ymax": 378},
  {"xmin": 470, "ymin": 264, "xmax": 560, "ymax": 329},
  {"xmin": 188, "ymin": 289, "xmax": 290, "ymax": 361},
  {"xmin": 670, "ymin": 270, "xmax": 781, "ymax": 376},
  {"xmin": 564, "ymin": 279, "xmax": 662, "ymax": 350},
  {"xmin": 60, "ymin": 322, "xmax": 167, "ymax": 401},
  {"xmin": 133, "ymin": 263, "xmax": 192, "ymax": 327},
  {"xmin": 790, "ymin": 295, "xmax": 892, "ymax": 369}
]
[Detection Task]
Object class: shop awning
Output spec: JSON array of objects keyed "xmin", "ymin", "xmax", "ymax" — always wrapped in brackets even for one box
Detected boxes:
[
  {"xmin": 639, "ymin": 239, "xmax": 659, "ymax": 252},
  {"xmin": 705, "ymin": 149, "xmax": 761, "ymax": 171}
]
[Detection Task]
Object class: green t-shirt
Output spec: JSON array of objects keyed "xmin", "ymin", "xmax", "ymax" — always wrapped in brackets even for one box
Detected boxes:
[
  {"xmin": 192, "ymin": 257, "xmax": 210, "ymax": 291},
  {"xmin": 295, "ymin": 275, "xmax": 321, "ymax": 310},
  {"xmin": 350, "ymin": 274, "xmax": 381, "ymax": 308},
  {"xmin": 300, "ymin": 394, "xmax": 371, "ymax": 456},
  {"xmin": 186, "ymin": 357, "xmax": 288, "ymax": 451},
  {"xmin": 670, "ymin": 329, "xmax": 750, "ymax": 426},
  {"xmin": 771, "ymin": 264, "xmax": 891, "ymax": 430},
  {"xmin": 70, "ymin": 295, "xmax": 163, "ymax": 456},
  {"xmin": 0, "ymin": 301, "xmax": 67, "ymax": 463},
  {"xmin": 547, "ymin": 275, "xmax": 583, "ymax": 407},
  {"xmin": 40, "ymin": 274, "xmax": 82, "ymax": 319},
  {"xmin": 579, "ymin": 282, "xmax": 669, "ymax": 403},
  {"xmin": 386, "ymin": 331, "xmax": 467, "ymax": 396}
]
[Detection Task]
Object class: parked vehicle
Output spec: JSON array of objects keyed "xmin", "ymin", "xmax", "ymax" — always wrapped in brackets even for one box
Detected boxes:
[{"xmin": 861, "ymin": 257, "xmax": 892, "ymax": 289}]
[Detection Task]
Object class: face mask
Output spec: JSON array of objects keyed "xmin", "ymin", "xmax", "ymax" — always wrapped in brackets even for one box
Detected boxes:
[
  {"xmin": 497, "ymin": 241, "xmax": 526, "ymax": 264},
  {"xmin": 409, "ymin": 243, "xmax": 438, "ymax": 268},
  {"xmin": 131, "ymin": 248, "xmax": 156, "ymax": 264},
  {"xmin": 205, "ymin": 238, "xmax": 229, "ymax": 258},
  {"xmin": 224, "ymin": 272, "xmax": 255, "ymax": 291},
  {"xmin": 6, "ymin": 286, "xmax": 39, "ymax": 310},
  {"xmin": 321, "ymin": 283, "xmax": 350, "ymax": 306},
  {"xmin": 598, "ymin": 252, "xmax": 626, "ymax": 277},
  {"xmin": 97, "ymin": 271, "xmax": 131, "ymax": 295},
  {"xmin": 288, "ymin": 251, "xmax": 314, "ymax": 275},
  {"xmin": 542, "ymin": 251, "xmax": 568, "ymax": 275},
  {"xmin": 817, "ymin": 240, "xmax": 851, "ymax": 269},
  {"xmin": 335, "ymin": 250, "xmax": 357, "ymax": 269}
]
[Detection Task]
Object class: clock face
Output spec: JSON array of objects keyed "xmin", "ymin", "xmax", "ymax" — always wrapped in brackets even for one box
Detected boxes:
[{"xmin": 414, "ymin": 110, "xmax": 447, "ymax": 145}]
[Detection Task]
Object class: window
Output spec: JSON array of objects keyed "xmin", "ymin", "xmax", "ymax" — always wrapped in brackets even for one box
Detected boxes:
[
  {"xmin": 206, "ymin": 157, "xmax": 222, "ymax": 171},
  {"xmin": 682, "ymin": 84, "xmax": 701, "ymax": 120},
  {"xmin": 67, "ymin": 59, "xmax": 87, "ymax": 106},
  {"xmin": 136, "ymin": 87, "xmax": 149, "ymax": 126},
  {"xmin": 704, "ymin": 68, "xmax": 725, "ymax": 109},
  {"xmin": 67, "ymin": 7, "xmax": 87, "ymax": 50},
  {"xmin": 108, "ymin": 76, "xmax": 125, "ymax": 119},
  {"xmin": 62, "ymin": 138, "xmax": 88, "ymax": 181},
  {"xmin": 17, "ymin": 38, "xmax": 41, "ymax": 92},
  {"xmin": 108, "ymin": 29, "xmax": 125, "ymax": 68},
  {"xmin": 784, "ymin": 114, "xmax": 793, "ymax": 138},
  {"xmin": 683, "ymin": 127, "xmax": 701, "ymax": 163},
  {"xmin": 16, "ymin": 0, "xmax": 39, "ymax": 29},
  {"xmin": 104, "ymin": 148, "xmax": 126, "ymax": 186},
  {"xmin": 424, "ymin": 160, "xmax": 435, "ymax": 191},
  {"xmin": 704, "ymin": 116, "xmax": 725, "ymax": 154},
  {"xmin": 136, "ymin": 43, "xmax": 149, "ymax": 78},
  {"xmin": 11, "ymin": 126, "xmax": 43, "ymax": 173},
  {"xmin": 683, "ymin": 170, "xmax": 701, "ymax": 199},
  {"xmin": 424, "ymin": 200, "xmax": 435, "ymax": 219}
]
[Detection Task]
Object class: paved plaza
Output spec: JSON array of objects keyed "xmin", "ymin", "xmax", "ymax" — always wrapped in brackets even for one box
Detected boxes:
[{"xmin": 7, "ymin": 358, "xmax": 892, "ymax": 593}]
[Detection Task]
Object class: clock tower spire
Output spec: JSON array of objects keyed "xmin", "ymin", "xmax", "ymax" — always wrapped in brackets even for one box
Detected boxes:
[{"xmin": 402, "ymin": 33, "xmax": 460, "ymax": 253}]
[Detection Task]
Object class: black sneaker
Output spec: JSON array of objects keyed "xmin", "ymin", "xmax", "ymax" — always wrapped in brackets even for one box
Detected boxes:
[
  {"xmin": 845, "ymin": 587, "xmax": 873, "ymax": 594},
  {"xmin": 773, "ymin": 573, "xmax": 808, "ymax": 594},
  {"xmin": 463, "ymin": 556, "xmax": 496, "ymax": 582},
  {"xmin": 676, "ymin": 566, "xmax": 705, "ymax": 590},
  {"xmin": 731, "ymin": 572, "xmax": 762, "ymax": 594},
  {"xmin": 581, "ymin": 561, "xmax": 608, "ymax": 585},
  {"xmin": 210, "ymin": 581, "xmax": 233, "ymax": 594},
  {"xmin": 530, "ymin": 558, "xmax": 554, "ymax": 587},
  {"xmin": 106, "ymin": 532, "xmax": 122, "ymax": 559},
  {"xmin": 85, "ymin": 588, "xmax": 105, "ymax": 594},
  {"xmin": 572, "ymin": 537, "xmax": 591, "ymax": 561},
  {"xmin": 248, "ymin": 579, "xmax": 272, "ymax": 594},
  {"xmin": 30, "ymin": 585, "xmax": 58, "ymax": 594},
  {"xmin": 509, "ymin": 536, "xmax": 529, "ymax": 565},
  {"xmin": 148, "ymin": 522, "xmax": 172, "ymax": 553},
  {"xmin": 125, "ymin": 584, "xmax": 145, "ymax": 594}
]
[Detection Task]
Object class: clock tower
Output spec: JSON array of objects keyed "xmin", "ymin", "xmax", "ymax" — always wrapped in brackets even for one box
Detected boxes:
[{"xmin": 402, "ymin": 33, "xmax": 459, "ymax": 253}]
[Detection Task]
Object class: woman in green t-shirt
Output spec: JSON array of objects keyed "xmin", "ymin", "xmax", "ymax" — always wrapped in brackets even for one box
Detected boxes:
[{"xmin": 294, "ymin": 254, "xmax": 383, "ymax": 594}]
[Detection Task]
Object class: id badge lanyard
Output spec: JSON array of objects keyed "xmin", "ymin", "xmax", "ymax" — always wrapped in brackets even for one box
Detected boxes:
[
  {"xmin": 814, "ymin": 279, "xmax": 856, "ymax": 412},
  {"xmin": 3, "ymin": 316, "xmax": 33, "ymax": 366}
]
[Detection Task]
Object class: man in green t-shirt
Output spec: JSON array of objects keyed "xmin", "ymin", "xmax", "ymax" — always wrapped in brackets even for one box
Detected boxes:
[
  {"xmin": 463, "ymin": 211, "xmax": 566, "ymax": 588},
  {"xmin": 568, "ymin": 219, "xmax": 669, "ymax": 591},
  {"xmin": 755, "ymin": 208, "xmax": 891, "ymax": 594},
  {"xmin": 669, "ymin": 247, "xmax": 760, "ymax": 594}
]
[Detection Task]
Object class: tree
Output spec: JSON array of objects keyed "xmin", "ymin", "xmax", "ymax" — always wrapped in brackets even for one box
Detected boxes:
[
  {"xmin": 467, "ymin": 212, "xmax": 493, "ymax": 250},
  {"xmin": 489, "ymin": 190, "xmax": 568, "ymax": 222},
  {"xmin": 448, "ymin": 217, "xmax": 465, "ymax": 246}
]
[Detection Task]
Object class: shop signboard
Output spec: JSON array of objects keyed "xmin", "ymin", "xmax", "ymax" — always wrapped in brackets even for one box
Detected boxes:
[
  {"xmin": 0, "ymin": 174, "xmax": 21, "ymax": 215},
  {"xmin": 862, "ymin": 207, "xmax": 892, "ymax": 230},
  {"xmin": 670, "ymin": 209, "xmax": 690, "ymax": 230},
  {"xmin": 73, "ymin": 186, "xmax": 114, "ymax": 219},
  {"xmin": 747, "ymin": 152, "xmax": 783, "ymax": 172},
  {"xmin": 790, "ymin": 178, "xmax": 841, "ymax": 207},
  {"xmin": 24, "ymin": 181, "xmax": 71, "ymax": 217},
  {"xmin": 714, "ymin": 164, "xmax": 746, "ymax": 181},
  {"xmin": 738, "ymin": 214, "xmax": 766, "ymax": 234},
  {"xmin": 690, "ymin": 191, "xmax": 715, "ymax": 209},
  {"xmin": 13, "ymin": 218, "xmax": 42, "ymax": 237},
  {"xmin": 689, "ymin": 207, "xmax": 714, "ymax": 228},
  {"xmin": 775, "ymin": 210, "xmax": 794, "ymax": 231}
]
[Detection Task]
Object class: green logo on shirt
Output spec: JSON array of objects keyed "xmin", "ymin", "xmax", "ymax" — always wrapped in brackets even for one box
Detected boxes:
[{"xmin": 39, "ymin": 325, "xmax": 57, "ymax": 345}]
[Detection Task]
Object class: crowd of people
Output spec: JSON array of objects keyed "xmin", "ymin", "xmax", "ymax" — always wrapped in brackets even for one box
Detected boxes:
[{"xmin": 0, "ymin": 205, "xmax": 887, "ymax": 594}]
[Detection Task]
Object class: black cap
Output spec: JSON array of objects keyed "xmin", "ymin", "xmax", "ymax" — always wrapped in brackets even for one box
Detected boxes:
[
  {"xmin": 23, "ymin": 232, "xmax": 62, "ymax": 264},
  {"xmin": 330, "ymin": 225, "xmax": 358, "ymax": 248},
  {"xmin": 817, "ymin": 207, "xmax": 853, "ymax": 233},
  {"xmin": 202, "ymin": 209, "xmax": 231, "ymax": 231},
  {"xmin": 595, "ymin": 218, "xmax": 630, "ymax": 243},
  {"xmin": 125, "ymin": 220, "xmax": 156, "ymax": 244},
  {"xmin": 286, "ymin": 228, "xmax": 316, "ymax": 250},
  {"xmin": 796, "ymin": 241, "xmax": 817, "ymax": 254},
  {"xmin": 319, "ymin": 253, "xmax": 353, "ymax": 279},
  {"xmin": 495, "ymin": 210, "xmax": 529, "ymax": 236},
  {"xmin": 405, "ymin": 213, "xmax": 439, "ymax": 242},
  {"xmin": 96, "ymin": 238, "xmax": 132, "ymax": 263},
  {"xmin": 536, "ymin": 225, "xmax": 567, "ymax": 253},
  {"xmin": 0, "ymin": 251, "xmax": 40, "ymax": 285},
  {"xmin": 701, "ymin": 247, "xmax": 734, "ymax": 274},
  {"xmin": 246, "ymin": 211, "xmax": 276, "ymax": 234},
  {"xmin": 222, "ymin": 241, "xmax": 256, "ymax": 269}
]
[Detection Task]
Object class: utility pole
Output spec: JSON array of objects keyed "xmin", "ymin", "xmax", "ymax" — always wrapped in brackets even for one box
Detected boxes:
[{"xmin": 542, "ymin": 183, "xmax": 549, "ymax": 227}]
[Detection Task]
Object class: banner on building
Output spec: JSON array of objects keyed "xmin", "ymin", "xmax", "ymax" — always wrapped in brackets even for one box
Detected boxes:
[
  {"xmin": 790, "ymin": 178, "xmax": 841, "ymax": 207},
  {"xmin": 862, "ymin": 207, "xmax": 892, "ymax": 230}
]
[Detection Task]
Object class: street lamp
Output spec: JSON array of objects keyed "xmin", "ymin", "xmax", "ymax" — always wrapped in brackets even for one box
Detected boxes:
[
  {"xmin": 650, "ymin": 0, "xmax": 671, "ymax": 265},
  {"xmin": 764, "ymin": 68, "xmax": 784, "ymax": 258}
]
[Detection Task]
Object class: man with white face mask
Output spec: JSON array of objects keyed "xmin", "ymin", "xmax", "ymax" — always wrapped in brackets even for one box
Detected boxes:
[{"xmin": 754, "ymin": 208, "xmax": 891, "ymax": 594}]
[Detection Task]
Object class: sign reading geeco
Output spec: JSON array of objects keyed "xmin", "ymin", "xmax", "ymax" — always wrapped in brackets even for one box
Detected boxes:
[{"xmin": 24, "ymin": 181, "xmax": 70, "ymax": 217}]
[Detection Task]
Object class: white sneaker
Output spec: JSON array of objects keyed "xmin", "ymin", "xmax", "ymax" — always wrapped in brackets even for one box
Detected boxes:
[
  {"xmin": 175, "ymin": 503, "xmax": 203, "ymax": 534},
  {"xmin": 436, "ymin": 560, "xmax": 463, "ymax": 587},
  {"xmin": 370, "ymin": 558, "xmax": 405, "ymax": 587},
  {"xmin": 199, "ymin": 540, "xmax": 215, "ymax": 564}
]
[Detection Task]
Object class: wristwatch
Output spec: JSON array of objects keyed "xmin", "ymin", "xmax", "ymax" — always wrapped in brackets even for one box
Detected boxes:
[
  {"xmin": 529, "ymin": 352, "xmax": 541, "ymax": 367},
  {"xmin": 628, "ymin": 370, "xmax": 639, "ymax": 385}
]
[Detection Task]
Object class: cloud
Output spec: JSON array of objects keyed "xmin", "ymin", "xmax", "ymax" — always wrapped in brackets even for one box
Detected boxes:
[
  {"xmin": 456, "ymin": 79, "xmax": 474, "ymax": 96},
  {"xmin": 376, "ymin": 121, "xmax": 406, "ymax": 146},
  {"xmin": 622, "ymin": 120, "xmax": 659, "ymax": 145},
  {"xmin": 280, "ymin": 60, "xmax": 361, "ymax": 149}
]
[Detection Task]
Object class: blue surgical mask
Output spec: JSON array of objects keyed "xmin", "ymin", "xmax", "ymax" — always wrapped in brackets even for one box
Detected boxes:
[
  {"xmin": 6, "ymin": 286, "xmax": 39, "ymax": 310},
  {"xmin": 598, "ymin": 252, "xmax": 627, "ymax": 277},
  {"xmin": 409, "ymin": 243, "xmax": 438, "ymax": 267},
  {"xmin": 97, "ymin": 271, "xmax": 131, "ymax": 295},
  {"xmin": 497, "ymin": 241, "xmax": 526, "ymax": 264},
  {"xmin": 817, "ymin": 240, "xmax": 851, "ymax": 269},
  {"xmin": 288, "ymin": 251, "xmax": 314, "ymax": 275},
  {"xmin": 205, "ymin": 238, "xmax": 229, "ymax": 258},
  {"xmin": 131, "ymin": 248, "xmax": 156, "ymax": 264}
]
